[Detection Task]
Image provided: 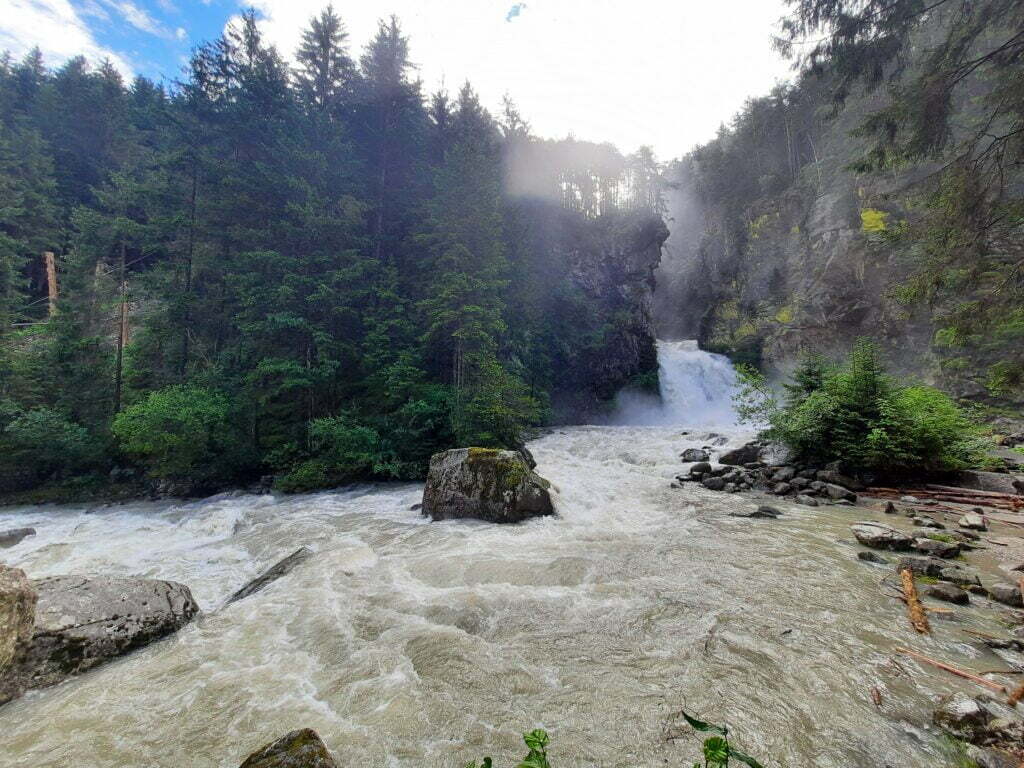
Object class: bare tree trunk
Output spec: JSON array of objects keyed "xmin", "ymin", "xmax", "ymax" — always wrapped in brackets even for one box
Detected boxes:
[
  {"xmin": 114, "ymin": 239, "xmax": 127, "ymax": 414},
  {"xmin": 181, "ymin": 162, "xmax": 197, "ymax": 378},
  {"xmin": 43, "ymin": 251, "xmax": 58, "ymax": 316}
]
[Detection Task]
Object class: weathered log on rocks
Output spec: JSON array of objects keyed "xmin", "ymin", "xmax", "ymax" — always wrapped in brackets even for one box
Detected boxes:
[
  {"xmin": 898, "ymin": 648, "xmax": 1007, "ymax": 693},
  {"xmin": 1, "ymin": 575, "xmax": 198, "ymax": 705},
  {"xmin": 239, "ymin": 729, "xmax": 339, "ymax": 768},
  {"xmin": 900, "ymin": 569, "xmax": 931, "ymax": 634},
  {"xmin": 422, "ymin": 448, "xmax": 554, "ymax": 524},
  {"xmin": 0, "ymin": 566, "xmax": 36, "ymax": 675},
  {"xmin": 0, "ymin": 528, "xmax": 35, "ymax": 548},
  {"xmin": 851, "ymin": 522, "xmax": 914, "ymax": 550},
  {"xmin": 226, "ymin": 547, "xmax": 313, "ymax": 605}
]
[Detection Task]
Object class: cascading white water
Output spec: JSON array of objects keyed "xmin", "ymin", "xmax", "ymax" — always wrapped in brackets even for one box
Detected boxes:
[{"xmin": 611, "ymin": 340, "xmax": 739, "ymax": 426}]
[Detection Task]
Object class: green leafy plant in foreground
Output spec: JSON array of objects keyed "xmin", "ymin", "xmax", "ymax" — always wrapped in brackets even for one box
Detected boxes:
[{"xmin": 466, "ymin": 729, "xmax": 551, "ymax": 768}]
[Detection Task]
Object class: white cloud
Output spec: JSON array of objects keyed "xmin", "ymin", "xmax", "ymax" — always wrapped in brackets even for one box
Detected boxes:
[
  {"xmin": 99, "ymin": 0, "xmax": 174, "ymax": 38},
  {"xmin": 175, "ymin": 26, "xmax": 187, "ymax": 41},
  {"xmin": 245, "ymin": 0, "xmax": 794, "ymax": 159},
  {"xmin": 0, "ymin": 0, "xmax": 133, "ymax": 76}
]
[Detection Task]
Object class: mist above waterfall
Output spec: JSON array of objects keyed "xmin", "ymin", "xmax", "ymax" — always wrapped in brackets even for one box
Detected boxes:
[{"xmin": 611, "ymin": 340, "xmax": 739, "ymax": 427}]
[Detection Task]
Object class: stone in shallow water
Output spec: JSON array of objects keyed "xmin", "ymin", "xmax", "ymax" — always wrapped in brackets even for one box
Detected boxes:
[
  {"xmin": 857, "ymin": 551, "xmax": 888, "ymax": 565},
  {"xmin": 851, "ymin": 522, "xmax": 914, "ymax": 551},
  {"xmin": 239, "ymin": 729, "xmax": 339, "ymax": 768},
  {"xmin": 795, "ymin": 494, "xmax": 818, "ymax": 507},
  {"xmin": 959, "ymin": 512, "xmax": 987, "ymax": 531},
  {"xmin": 730, "ymin": 505, "xmax": 780, "ymax": 519},
  {"xmin": 989, "ymin": 582, "xmax": 1024, "ymax": 608},
  {"xmin": 933, "ymin": 694, "xmax": 993, "ymax": 742},
  {"xmin": 913, "ymin": 537, "xmax": 960, "ymax": 559},
  {"xmin": 926, "ymin": 582, "xmax": 970, "ymax": 605},
  {"xmin": 680, "ymin": 448, "xmax": 709, "ymax": 462}
]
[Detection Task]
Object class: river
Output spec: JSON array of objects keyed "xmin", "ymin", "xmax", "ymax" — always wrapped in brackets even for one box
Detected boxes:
[{"xmin": 0, "ymin": 342, "xmax": 1007, "ymax": 767}]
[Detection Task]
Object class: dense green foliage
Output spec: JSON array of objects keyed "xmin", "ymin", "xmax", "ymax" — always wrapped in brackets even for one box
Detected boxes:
[
  {"xmin": 466, "ymin": 729, "xmax": 552, "ymax": 768},
  {"xmin": 0, "ymin": 9, "xmax": 662, "ymax": 495},
  {"xmin": 735, "ymin": 339, "xmax": 988, "ymax": 472}
]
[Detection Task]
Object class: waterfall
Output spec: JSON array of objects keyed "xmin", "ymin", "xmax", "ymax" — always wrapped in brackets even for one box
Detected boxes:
[{"xmin": 611, "ymin": 339, "xmax": 739, "ymax": 426}]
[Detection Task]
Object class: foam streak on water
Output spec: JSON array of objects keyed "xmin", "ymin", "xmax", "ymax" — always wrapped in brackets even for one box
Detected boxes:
[{"xmin": 0, "ymin": 348, "xmax": 1006, "ymax": 767}]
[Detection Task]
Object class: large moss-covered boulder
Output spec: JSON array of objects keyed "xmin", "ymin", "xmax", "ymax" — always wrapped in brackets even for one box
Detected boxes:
[
  {"xmin": 1, "ymin": 575, "xmax": 199, "ymax": 705},
  {"xmin": 239, "ymin": 729, "xmax": 338, "ymax": 768},
  {"xmin": 0, "ymin": 566, "xmax": 36, "ymax": 676},
  {"xmin": 422, "ymin": 448, "xmax": 555, "ymax": 523}
]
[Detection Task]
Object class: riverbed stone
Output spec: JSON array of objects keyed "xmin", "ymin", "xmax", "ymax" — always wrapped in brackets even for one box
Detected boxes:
[
  {"xmin": 730, "ymin": 505, "xmax": 781, "ymax": 519},
  {"xmin": 689, "ymin": 461, "xmax": 712, "ymax": 476},
  {"xmin": 951, "ymin": 470, "xmax": 1023, "ymax": 496},
  {"xmin": 824, "ymin": 483, "xmax": 857, "ymax": 502},
  {"xmin": 883, "ymin": 501, "xmax": 897, "ymax": 514},
  {"xmin": 896, "ymin": 556, "xmax": 946, "ymax": 578},
  {"xmin": 794, "ymin": 494, "xmax": 818, "ymax": 507},
  {"xmin": 702, "ymin": 476, "xmax": 726, "ymax": 491},
  {"xmin": 422, "ymin": 448, "xmax": 554, "ymax": 524},
  {"xmin": 771, "ymin": 466, "xmax": 796, "ymax": 483},
  {"xmin": 0, "ymin": 566, "xmax": 36, "ymax": 676},
  {"xmin": 913, "ymin": 537, "xmax": 960, "ymax": 559},
  {"xmin": 857, "ymin": 551, "xmax": 888, "ymax": 564},
  {"xmin": 227, "ymin": 547, "xmax": 313, "ymax": 605},
  {"xmin": 1, "ymin": 575, "xmax": 199, "ymax": 705},
  {"xmin": 959, "ymin": 512, "xmax": 987, "ymax": 531},
  {"xmin": 933, "ymin": 694, "xmax": 993, "ymax": 742},
  {"xmin": 718, "ymin": 442, "xmax": 761, "ymax": 466},
  {"xmin": 239, "ymin": 728, "xmax": 339, "ymax": 768},
  {"xmin": 912, "ymin": 515, "xmax": 944, "ymax": 529},
  {"xmin": 772, "ymin": 482, "xmax": 792, "ymax": 496},
  {"xmin": 926, "ymin": 583, "xmax": 970, "ymax": 605},
  {"xmin": 989, "ymin": 582, "xmax": 1024, "ymax": 607},
  {"xmin": 681, "ymin": 448, "xmax": 709, "ymax": 462},
  {"xmin": 0, "ymin": 528, "xmax": 36, "ymax": 548},
  {"xmin": 851, "ymin": 522, "xmax": 914, "ymax": 550}
]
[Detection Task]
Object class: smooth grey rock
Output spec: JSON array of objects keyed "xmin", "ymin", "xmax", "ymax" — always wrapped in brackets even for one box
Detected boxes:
[
  {"xmin": 959, "ymin": 512, "xmax": 987, "ymax": 531},
  {"xmin": 730, "ymin": 505, "xmax": 781, "ymax": 519},
  {"xmin": 227, "ymin": 547, "xmax": 313, "ymax": 605},
  {"xmin": 912, "ymin": 515, "xmax": 944, "ymax": 529},
  {"xmin": 926, "ymin": 583, "xmax": 970, "ymax": 605},
  {"xmin": 790, "ymin": 476, "xmax": 811, "ymax": 490},
  {"xmin": 681, "ymin": 448, "xmax": 709, "ymax": 463},
  {"xmin": 851, "ymin": 522, "xmax": 914, "ymax": 551},
  {"xmin": 989, "ymin": 582, "xmax": 1024, "ymax": 608},
  {"xmin": 933, "ymin": 694, "xmax": 993, "ymax": 741},
  {"xmin": 422, "ymin": 448, "xmax": 554, "ymax": 523},
  {"xmin": 1, "ymin": 575, "xmax": 198, "ymax": 705},
  {"xmin": 702, "ymin": 476, "xmax": 727, "ymax": 491},
  {"xmin": 913, "ymin": 537, "xmax": 960, "ymax": 559},
  {"xmin": 0, "ymin": 566, "xmax": 36, "ymax": 675},
  {"xmin": 824, "ymin": 483, "xmax": 857, "ymax": 502},
  {"xmin": 718, "ymin": 442, "xmax": 761, "ymax": 466},
  {"xmin": 896, "ymin": 556, "xmax": 946, "ymax": 578},
  {"xmin": 771, "ymin": 466, "xmax": 796, "ymax": 483},
  {"xmin": 772, "ymin": 482, "xmax": 792, "ymax": 496},
  {"xmin": 689, "ymin": 461, "xmax": 712, "ymax": 475},
  {"xmin": 0, "ymin": 528, "xmax": 35, "ymax": 548},
  {"xmin": 938, "ymin": 565, "xmax": 983, "ymax": 588},
  {"xmin": 794, "ymin": 494, "xmax": 818, "ymax": 507},
  {"xmin": 239, "ymin": 728, "xmax": 339, "ymax": 768},
  {"xmin": 857, "ymin": 551, "xmax": 888, "ymax": 564},
  {"xmin": 951, "ymin": 470, "xmax": 1023, "ymax": 496}
]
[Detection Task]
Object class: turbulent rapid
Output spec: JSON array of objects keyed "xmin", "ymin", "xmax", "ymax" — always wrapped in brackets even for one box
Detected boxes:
[{"xmin": 0, "ymin": 345, "xmax": 1007, "ymax": 767}]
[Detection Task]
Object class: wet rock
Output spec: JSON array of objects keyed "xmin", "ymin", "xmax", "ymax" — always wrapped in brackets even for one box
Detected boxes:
[
  {"xmin": 938, "ymin": 565, "xmax": 983, "ymax": 589},
  {"xmin": 901, "ymin": 495, "xmax": 920, "ymax": 503},
  {"xmin": 795, "ymin": 494, "xmax": 819, "ymax": 507},
  {"xmin": 926, "ymin": 583, "xmax": 970, "ymax": 605},
  {"xmin": 883, "ymin": 501, "xmax": 897, "ymax": 514},
  {"xmin": 825, "ymin": 483, "xmax": 857, "ymax": 502},
  {"xmin": 851, "ymin": 522, "xmax": 914, "ymax": 551},
  {"xmin": 730, "ymin": 505, "xmax": 781, "ymax": 519},
  {"xmin": 718, "ymin": 442, "xmax": 761, "ymax": 466},
  {"xmin": 858, "ymin": 551, "xmax": 888, "ymax": 564},
  {"xmin": 913, "ymin": 537, "xmax": 960, "ymax": 559},
  {"xmin": 963, "ymin": 745, "xmax": 1021, "ymax": 768},
  {"xmin": 790, "ymin": 477, "xmax": 811, "ymax": 491},
  {"xmin": 771, "ymin": 466, "xmax": 796, "ymax": 483},
  {"xmin": 681, "ymin": 448, "xmax": 709, "ymax": 462},
  {"xmin": 702, "ymin": 476, "xmax": 726, "ymax": 491},
  {"xmin": 239, "ymin": 728, "xmax": 339, "ymax": 768},
  {"xmin": 0, "ymin": 566, "xmax": 36, "ymax": 675},
  {"xmin": 772, "ymin": 482, "xmax": 792, "ymax": 496},
  {"xmin": 227, "ymin": 547, "xmax": 313, "ymax": 605},
  {"xmin": 808, "ymin": 480, "xmax": 826, "ymax": 493},
  {"xmin": 933, "ymin": 694, "xmax": 993, "ymax": 742},
  {"xmin": 989, "ymin": 583, "xmax": 1024, "ymax": 608},
  {"xmin": 817, "ymin": 469, "xmax": 864, "ymax": 490},
  {"xmin": 912, "ymin": 515, "xmax": 944, "ymax": 529},
  {"xmin": 409, "ymin": 503, "xmax": 422, "ymax": 511},
  {"xmin": 0, "ymin": 528, "xmax": 35, "ymax": 548},
  {"xmin": 422, "ymin": 448, "xmax": 554, "ymax": 524},
  {"xmin": 959, "ymin": 512, "xmax": 987, "ymax": 531},
  {"xmin": 1, "ymin": 575, "xmax": 198, "ymax": 705},
  {"xmin": 896, "ymin": 556, "xmax": 946, "ymax": 578}
]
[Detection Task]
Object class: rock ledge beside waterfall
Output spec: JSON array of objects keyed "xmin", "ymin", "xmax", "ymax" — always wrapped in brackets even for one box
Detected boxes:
[{"xmin": 422, "ymin": 448, "xmax": 554, "ymax": 523}]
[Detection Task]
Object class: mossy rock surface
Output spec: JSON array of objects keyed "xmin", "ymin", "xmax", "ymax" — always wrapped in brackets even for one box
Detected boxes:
[
  {"xmin": 422, "ymin": 448, "xmax": 554, "ymax": 523},
  {"xmin": 239, "ymin": 729, "xmax": 338, "ymax": 768}
]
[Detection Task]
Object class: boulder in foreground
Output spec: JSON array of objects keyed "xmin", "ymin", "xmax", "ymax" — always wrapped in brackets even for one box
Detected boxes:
[
  {"xmin": 239, "ymin": 728, "xmax": 339, "ymax": 768},
  {"xmin": 423, "ymin": 448, "xmax": 554, "ymax": 523},
  {"xmin": 0, "ymin": 566, "xmax": 36, "ymax": 675},
  {"xmin": 1, "ymin": 575, "xmax": 198, "ymax": 705}
]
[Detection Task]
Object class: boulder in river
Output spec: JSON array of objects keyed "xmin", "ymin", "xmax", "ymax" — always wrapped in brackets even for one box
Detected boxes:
[
  {"xmin": 730, "ymin": 505, "xmax": 781, "ymax": 519},
  {"xmin": 896, "ymin": 556, "xmax": 946, "ymax": 578},
  {"xmin": 795, "ymin": 494, "xmax": 818, "ymax": 507},
  {"xmin": 926, "ymin": 583, "xmax": 970, "ymax": 605},
  {"xmin": 0, "ymin": 566, "xmax": 36, "ymax": 675},
  {"xmin": 680, "ymin": 448, "xmax": 709, "ymax": 462},
  {"xmin": 912, "ymin": 537, "xmax": 960, "ymax": 559},
  {"xmin": 0, "ymin": 528, "xmax": 35, "ymax": 548},
  {"xmin": 951, "ymin": 470, "xmax": 1023, "ymax": 495},
  {"xmin": 717, "ymin": 442, "xmax": 761, "ymax": 466},
  {"xmin": 239, "ymin": 728, "xmax": 339, "ymax": 768},
  {"xmin": 851, "ymin": 522, "xmax": 914, "ymax": 550},
  {"xmin": 989, "ymin": 582, "xmax": 1024, "ymax": 608},
  {"xmin": 959, "ymin": 512, "xmax": 987, "ymax": 531},
  {"xmin": 226, "ymin": 547, "xmax": 313, "ymax": 605},
  {"xmin": 824, "ymin": 483, "xmax": 857, "ymax": 502},
  {"xmin": 933, "ymin": 694, "xmax": 994, "ymax": 742},
  {"xmin": 1, "ymin": 575, "xmax": 198, "ymax": 705},
  {"xmin": 701, "ymin": 476, "xmax": 726, "ymax": 491},
  {"xmin": 422, "ymin": 448, "xmax": 554, "ymax": 524}
]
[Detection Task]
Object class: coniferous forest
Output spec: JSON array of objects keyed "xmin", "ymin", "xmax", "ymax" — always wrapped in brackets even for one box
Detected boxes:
[{"xmin": 0, "ymin": 9, "xmax": 664, "ymax": 497}]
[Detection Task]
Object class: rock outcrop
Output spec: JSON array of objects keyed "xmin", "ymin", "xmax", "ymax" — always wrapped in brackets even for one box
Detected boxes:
[
  {"xmin": 423, "ymin": 448, "xmax": 555, "ymax": 524},
  {"xmin": 0, "ymin": 566, "xmax": 36, "ymax": 675},
  {"xmin": 1, "ymin": 575, "xmax": 198, "ymax": 705},
  {"xmin": 239, "ymin": 729, "xmax": 339, "ymax": 768},
  {"xmin": 227, "ymin": 547, "xmax": 313, "ymax": 605}
]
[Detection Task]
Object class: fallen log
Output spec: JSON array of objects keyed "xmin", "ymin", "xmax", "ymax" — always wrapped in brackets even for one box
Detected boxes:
[
  {"xmin": 925, "ymin": 484, "xmax": 1022, "ymax": 500},
  {"xmin": 895, "ymin": 647, "xmax": 1008, "ymax": 694},
  {"xmin": 900, "ymin": 568, "xmax": 931, "ymax": 634}
]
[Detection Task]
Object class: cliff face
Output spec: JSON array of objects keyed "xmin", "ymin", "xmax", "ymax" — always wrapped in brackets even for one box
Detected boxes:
[{"xmin": 515, "ymin": 202, "xmax": 667, "ymax": 420}]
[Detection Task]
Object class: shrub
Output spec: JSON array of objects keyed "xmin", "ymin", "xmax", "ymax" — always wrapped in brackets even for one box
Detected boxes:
[
  {"xmin": 275, "ymin": 414, "xmax": 381, "ymax": 492},
  {"xmin": 0, "ymin": 399, "xmax": 101, "ymax": 490},
  {"xmin": 112, "ymin": 385, "xmax": 252, "ymax": 485},
  {"xmin": 735, "ymin": 339, "xmax": 988, "ymax": 473}
]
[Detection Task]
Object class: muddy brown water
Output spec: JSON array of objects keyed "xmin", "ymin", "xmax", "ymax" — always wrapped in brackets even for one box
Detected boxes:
[{"xmin": 0, "ymin": 425, "xmax": 1018, "ymax": 767}]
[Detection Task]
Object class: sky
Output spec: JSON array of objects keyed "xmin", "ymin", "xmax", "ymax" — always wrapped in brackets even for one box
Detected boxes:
[{"xmin": 0, "ymin": 0, "xmax": 795, "ymax": 160}]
